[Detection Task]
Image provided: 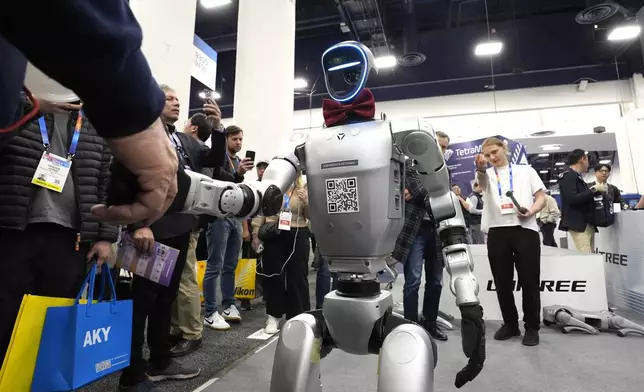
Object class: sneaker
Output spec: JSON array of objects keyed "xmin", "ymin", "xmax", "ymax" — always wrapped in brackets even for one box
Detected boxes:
[
  {"xmin": 170, "ymin": 337, "xmax": 203, "ymax": 358},
  {"xmin": 240, "ymin": 299, "xmax": 253, "ymax": 311},
  {"xmin": 222, "ymin": 304, "xmax": 242, "ymax": 322},
  {"xmin": 204, "ymin": 312, "xmax": 230, "ymax": 331},
  {"xmin": 423, "ymin": 321, "xmax": 448, "ymax": 341},
  {"xmin": 147, "ymin": 360, "xmax": 201, "ymax": 382},
  {"xmin": 493, "ymin": 324, "xmax": 521, "ymax": 341},
  {"xmin": 265, "ymin": 315, "xmax": 280, "ymax": 335},
  {"xmin": 522, "ymin": 328, "xmax": 539, "ymax": 346},
  {"xmin": 119, "ymin": 380, "xmax": 165, "ymax": 392}
]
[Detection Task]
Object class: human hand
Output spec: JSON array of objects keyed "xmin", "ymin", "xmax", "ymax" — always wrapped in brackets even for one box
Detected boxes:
[
  {"xmin": 404, "ymin": 188, "xmax": 412, "ymax": 202},
  {"xmin": 92, "ymin": 119, "xmax": 179, "ymax": 226},
  {"xmin": 87, "ymin": 241, "xmax": 112, "ymax": 266},
  {"xmin": 296, "ymin": 188, "xmax": 308, "ymax": 201},
  {"xmin": 39, "ymin": 100, "xmax": 83, "ymax": 114},
  {"xmin": 203, "ymin": 99, "xmax": 221, "ymax": 129},
  {"xmin": 237, "ymin": 157, "xmax": 254, "ymax": 175},
  {"xmin": 474, "ymin": 154, "xmax": 488, "ymax": 172},
  {"xmin": 517, "ymin": 207, "xmax": 532, "ymax": 220},
  {"xmin": 252, "ymin": 237, "xmax": 261, "ymax": 252},
  {"xmin": 243, "ymin": 230, "xmax": 250, "ymax": 242},
  {"xmin": 133, "ymin": 227, "xmax": 155, "ymax": 255},
  {"xmin": 592, "ymin": 183, "xmax": 607, "ymax": 193}
]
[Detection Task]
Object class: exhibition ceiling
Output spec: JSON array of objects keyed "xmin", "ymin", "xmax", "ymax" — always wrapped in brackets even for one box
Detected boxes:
[{"xmin": 191, "ymin": 0, "xmax": 644, "ymax": 116}]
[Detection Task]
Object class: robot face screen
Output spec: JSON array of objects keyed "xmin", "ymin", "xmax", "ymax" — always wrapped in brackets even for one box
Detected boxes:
[{"xmin": 322, "ymin": 44, "xmax": 369, "ymax": 102}]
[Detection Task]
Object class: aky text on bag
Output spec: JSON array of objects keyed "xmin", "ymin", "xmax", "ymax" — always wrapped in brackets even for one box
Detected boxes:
[{"xmin": 83, "ymin": 326, "xmax": 112, "ymax": 348}]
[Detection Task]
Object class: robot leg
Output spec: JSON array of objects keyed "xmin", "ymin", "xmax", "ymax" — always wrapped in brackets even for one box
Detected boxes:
[
  {"xmin": 377, "ymin": 319, "xmax": 436, "ymax": 392},
  {"xmin": 555, "ymin": 310, "xmax": 599, "ymax": 335},
  {"xmin": 438, "ymin": 310, "xmax": 455, "ymax": 321},
  {"xmin": 269, "ymin": 312, "xmax": 324, "ymax": 392},
  {"xmin": 436, "ymin": 314, "xmax": 454, "ymax": 331},
  {"xmin": 608, "ymin": 315, "xmax": 644, "ymax": 337}
]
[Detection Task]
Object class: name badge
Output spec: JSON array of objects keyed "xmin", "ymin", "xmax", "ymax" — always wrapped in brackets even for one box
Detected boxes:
[
  {"xmin": 499, "ymin": 197, "xmax": 515, "ymax": 215},
  {"xmin": 31, "ymin": 152, "xmax": 72, "ymax": 192},
  {"xmin": 278, "ymin": 211, "xmax": 292, "ymax": 231}
]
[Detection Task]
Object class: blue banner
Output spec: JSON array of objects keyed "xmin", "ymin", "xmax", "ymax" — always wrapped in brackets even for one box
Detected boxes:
[
  {"xmin": 445, "ymin": 135, "xmax": 527, "ymax": 196},
  {"xmin": 192, "ymin": 35, "xmax": 218, "ymax": 91}
]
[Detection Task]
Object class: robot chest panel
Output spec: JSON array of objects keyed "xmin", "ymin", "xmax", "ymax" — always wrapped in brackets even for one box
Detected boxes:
[
  {"xmin": 305, "ymin": 121, "xmax": 394, "ymax": 176},
  {"xmin": 302, "ymin": 121, "xmax": 403, "ymax": 255}
]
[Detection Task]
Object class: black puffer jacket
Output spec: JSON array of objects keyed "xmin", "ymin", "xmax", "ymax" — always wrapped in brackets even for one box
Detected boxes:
[{"xmin": 0, "ymin": 108, "xmax": 118, "ymax": 243}]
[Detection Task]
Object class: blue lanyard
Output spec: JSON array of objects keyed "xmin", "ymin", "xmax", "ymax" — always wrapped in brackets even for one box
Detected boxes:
[
  {"xmin": 38, "ymin": 111, "xmax": 83, "ymax": 158},
  {"xmin": 493, "ymin": 164, "xmax": 513, "ymax": 197},
  {"xmin": 283, "ymin": 193, "xmax": 290, "ymax": 210}
]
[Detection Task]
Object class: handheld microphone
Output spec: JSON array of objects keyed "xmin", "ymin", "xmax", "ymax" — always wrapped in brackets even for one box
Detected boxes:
[{"xmin": 505, "ymin": 191, "xmax": 529, "ymax": 214}]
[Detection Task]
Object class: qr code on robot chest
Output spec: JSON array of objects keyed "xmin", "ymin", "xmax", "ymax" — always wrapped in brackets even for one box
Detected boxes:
[{"xmin": 326, "ymin": 177, "xmax": 359, "ymax": 214}]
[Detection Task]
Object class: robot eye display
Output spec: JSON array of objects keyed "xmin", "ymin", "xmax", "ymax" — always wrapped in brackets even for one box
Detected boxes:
[
  {"xmin": 322, "ymin": 44, "xmax": 370, "ymax": 102},
  {"xmin": 343, "ymin": 69, "xmax": 362, "ymax": 86}
]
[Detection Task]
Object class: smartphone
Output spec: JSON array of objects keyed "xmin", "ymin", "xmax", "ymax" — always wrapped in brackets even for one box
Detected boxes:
[
  {"xmin": 245, "ymin": 150, "xmax": 256, "ymax": 162},
  {"xmin": 202, "ymin": 91, "xmax": 216, "ymax": 104}
]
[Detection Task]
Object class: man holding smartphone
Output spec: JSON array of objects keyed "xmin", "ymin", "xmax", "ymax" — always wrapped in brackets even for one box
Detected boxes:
[
  {"xmin": 118, "ymin": 85, "xmax": 227, "ymax": 392},
  {"xmin": 203, "ymin": 125, "xmax": 255, "ymax": 331}
]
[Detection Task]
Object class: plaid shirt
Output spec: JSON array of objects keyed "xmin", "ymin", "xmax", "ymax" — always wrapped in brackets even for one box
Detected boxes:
[{"xmin": 392, "ymin": 161, "xmax": 444, "ymax": 265}]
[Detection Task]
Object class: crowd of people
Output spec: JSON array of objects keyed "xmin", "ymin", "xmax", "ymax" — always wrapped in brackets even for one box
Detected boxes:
[
  {"xmin": 0, "ymin": 85, "xmax": 625, "ymax": 391},
  {"xmin": 0, "ymin": 4, "xmax": 626, "ymax": 388}
]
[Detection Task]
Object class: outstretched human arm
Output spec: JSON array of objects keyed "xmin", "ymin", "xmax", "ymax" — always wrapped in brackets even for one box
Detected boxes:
[{"xmin": 1, "ymin": 0, "xmax": 165, "ymax": 138}]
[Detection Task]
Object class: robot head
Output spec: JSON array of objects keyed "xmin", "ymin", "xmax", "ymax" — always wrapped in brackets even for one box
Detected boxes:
[
  {"xmin": 24, "ymin": 62, "xmax": 79, "ymax": 103},
  {"xmin": 321, "ymin": 41, "xmax": 377, "ymax": 103}
]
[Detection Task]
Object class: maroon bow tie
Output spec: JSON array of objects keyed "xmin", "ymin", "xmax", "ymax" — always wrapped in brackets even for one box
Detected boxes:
[{"xmin": 322, "ymin": 88, "xmax": 376, "ymax": 127}]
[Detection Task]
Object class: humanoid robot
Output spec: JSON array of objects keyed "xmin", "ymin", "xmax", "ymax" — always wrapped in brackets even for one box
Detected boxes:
[
  {"xmin": 543, "ymin": 305, "xmax": 644, "ymax": 337},
  {"xmin": 108, "ymin": 41, "xmax": 486, "ymax": 391}
]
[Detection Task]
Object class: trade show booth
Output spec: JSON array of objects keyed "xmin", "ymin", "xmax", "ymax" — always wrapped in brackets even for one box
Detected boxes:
[{"xmin": 390, "ymin": 245, "xmax": 608, "ymax": 321}]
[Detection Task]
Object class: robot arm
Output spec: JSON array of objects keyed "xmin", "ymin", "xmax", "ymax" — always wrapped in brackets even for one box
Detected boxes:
[
  {"xmin": 180, "ymin": 130, "xmax": 308, "ymax": 219},
  {"xmin": 392, "ymin": 117, "xmax": 485, "ymax": 388},
  {"xmin": 106, "ymin": 130, "xmax": 308, "ymax": 222}
]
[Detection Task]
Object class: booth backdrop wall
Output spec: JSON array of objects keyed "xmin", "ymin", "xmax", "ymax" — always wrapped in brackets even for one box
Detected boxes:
[{"xmin": 595, "ymin": 211, "xmax": 644, "ymax": 316}]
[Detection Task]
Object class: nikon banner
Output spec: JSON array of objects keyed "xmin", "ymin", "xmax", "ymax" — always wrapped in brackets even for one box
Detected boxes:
[{"xmin": 445, "ymin": 135, "xmax": 528, "ymax": 195}]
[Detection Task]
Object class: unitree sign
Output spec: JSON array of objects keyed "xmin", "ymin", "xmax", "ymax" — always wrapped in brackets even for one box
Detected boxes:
[
  {"xmin": 486, "ymin": 280, "xmax": 587, "ymax": 293},
  {"xmin": 445, "ymin": 135, "xmax": 528, "ymax": 195},
  {"xmin": 594, "ymin": 248, "xmax": 628, "ymax": 266}
]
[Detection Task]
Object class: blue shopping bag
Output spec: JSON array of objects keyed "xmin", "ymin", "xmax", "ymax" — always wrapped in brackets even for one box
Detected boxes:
[{"xmin": 32, "ymin": 264, "xmax": 133, "ymax": 391}]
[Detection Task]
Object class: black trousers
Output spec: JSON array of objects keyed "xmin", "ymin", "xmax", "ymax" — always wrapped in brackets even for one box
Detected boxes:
[
  {"xmin": 541, "ymin": 222, "xmax": 558, "ymax": 247},
  {"xmin": 262, "ymin": 227, "xmax": 311, "ymax": 320},
  {"xmin": 487, "ymin": 226, "xmax": 541, "ymax": 330},
  {"xmin": 120, "ymin": 232, "xmax": 191, "ymax": 386},
  {"xmin": 0, "ymin": 224, "xmax": 88, "ymax": 365},
  {"xmin": 310, "ymin": 233, "xmax": 317, "ymax": 256}
]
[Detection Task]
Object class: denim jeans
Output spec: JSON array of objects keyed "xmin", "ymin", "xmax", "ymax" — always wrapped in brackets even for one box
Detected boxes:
[
  {"xmin": 204, "ymin": 218, "xmax": 243, "ymax": 316},
  {"xmin": 403, "ymin": 221, "xmax": 444, "ymax": 323}
]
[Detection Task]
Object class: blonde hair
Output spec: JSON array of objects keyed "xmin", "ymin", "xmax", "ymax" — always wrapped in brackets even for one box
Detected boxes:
[{"xmin": 481, "ymin": 137, "xmax": 509, "ymax": 154}]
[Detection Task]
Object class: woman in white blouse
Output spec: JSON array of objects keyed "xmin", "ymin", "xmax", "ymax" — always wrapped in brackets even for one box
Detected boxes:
[{"xmin": 474, "ymin": 137, "xmax": 546, "ymax": 347}]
